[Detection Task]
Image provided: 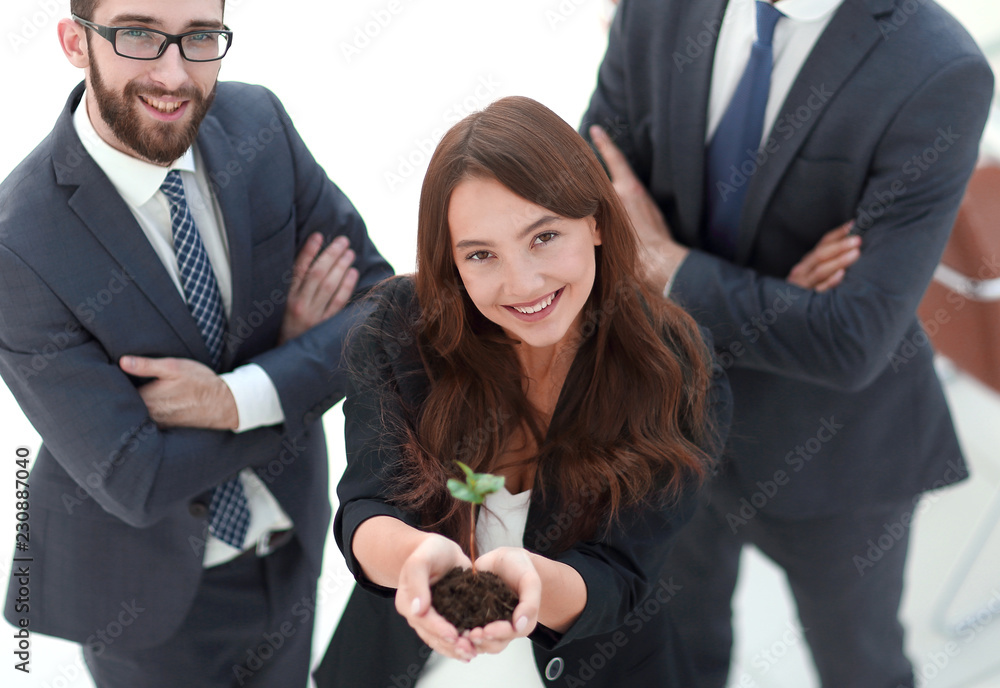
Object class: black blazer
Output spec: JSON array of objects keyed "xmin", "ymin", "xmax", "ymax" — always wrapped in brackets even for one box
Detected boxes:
[
  {"xmin": 0, "ymin": 82, "xmax": 393, "ymax": 649},
  {"xmin": 315, "ymin": 277, "xmax": 732, "ymax": 687},
  {"xmin": 582, "ymin": 0, "xmax": 994, "ymax": 517}
]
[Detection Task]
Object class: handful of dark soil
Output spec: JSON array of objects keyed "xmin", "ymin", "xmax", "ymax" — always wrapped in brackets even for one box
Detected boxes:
[{"xmin": 430, "ymin": 567, "xmax": 519, "ymax": 633}]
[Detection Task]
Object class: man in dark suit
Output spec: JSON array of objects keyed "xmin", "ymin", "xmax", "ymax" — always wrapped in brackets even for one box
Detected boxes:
[
  {"xmin": 581, "ymin": 0, "xmax": 993, "ymax": 685},
  {"xmin": 0, "ymin": 0, "xmax": 392, "ymax": 685}
]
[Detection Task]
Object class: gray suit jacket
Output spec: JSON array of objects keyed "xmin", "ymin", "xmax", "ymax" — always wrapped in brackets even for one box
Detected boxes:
[
  {"xmin": 582, "ymin": 0, "xmax": 994, "ymax": 517},
  {"xmin": 0, "ymin": 81, "xmax": 392, "ymax": 649}
]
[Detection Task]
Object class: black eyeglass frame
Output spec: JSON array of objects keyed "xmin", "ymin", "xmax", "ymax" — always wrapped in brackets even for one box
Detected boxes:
[{"xmin": 72, "ymin": 14, "xmax": 233, "ymax": 62}]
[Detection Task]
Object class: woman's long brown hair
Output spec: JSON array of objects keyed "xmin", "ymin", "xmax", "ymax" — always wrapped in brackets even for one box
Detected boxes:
[{"xmin": 389, "ymin": 96, "xmax": 715, "ymax": 554}]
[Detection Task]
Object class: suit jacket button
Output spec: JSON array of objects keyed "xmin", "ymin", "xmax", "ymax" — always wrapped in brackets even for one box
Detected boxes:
[
  {"xmin": 544, "ymin": 657, "xmax": 564, "ymax": 681},
  {"xmin": 189, "ymin": 502, "xmax": 209, "ymax": 518}
]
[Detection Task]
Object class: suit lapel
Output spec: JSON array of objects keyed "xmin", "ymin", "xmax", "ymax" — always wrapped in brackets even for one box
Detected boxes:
[
  {"xmin": 669, "ymin": 0, "xmax": 729, "ymax": 246},
  {"xmin": 735, "ymin": 0, "xmax": 893, "ymax": 262},
  {"xmin": 196, "ymin": 114, "xmax": 252, "ymax": 370},
  {"xmin": 55, "ymin": 86, "xmax": 213, "ymax": 363}
]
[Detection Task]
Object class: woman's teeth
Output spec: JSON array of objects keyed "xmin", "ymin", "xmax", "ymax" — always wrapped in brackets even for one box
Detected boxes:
[{"xmin": 512, "ymin": 291, "xmax": 556, "ymax": 314}]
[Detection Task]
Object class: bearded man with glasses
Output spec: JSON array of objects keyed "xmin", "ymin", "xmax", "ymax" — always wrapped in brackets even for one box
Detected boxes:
[{"xmin": 0, "ymin": 1, "xmax": 393, "ymax": 685}]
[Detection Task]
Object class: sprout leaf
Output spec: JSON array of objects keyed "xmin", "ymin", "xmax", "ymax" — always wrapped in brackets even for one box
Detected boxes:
[{"xmin": 449, "ymin": 461, "xmax": 505, "ymax": 505}]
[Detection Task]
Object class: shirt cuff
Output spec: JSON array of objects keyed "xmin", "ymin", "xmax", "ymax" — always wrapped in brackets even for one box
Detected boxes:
[{"xmin": 220, "ymin": 364, "xmax": 285, "ymax": 433}]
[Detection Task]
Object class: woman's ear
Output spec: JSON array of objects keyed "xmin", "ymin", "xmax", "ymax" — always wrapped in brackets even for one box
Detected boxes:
[
  {"xmin": 590, "ymin": 215, "xmax": 602, "ymax": 246},
  {"xmin": 58, "ymin": 17, "xmax": 90, "ymax": 69}
]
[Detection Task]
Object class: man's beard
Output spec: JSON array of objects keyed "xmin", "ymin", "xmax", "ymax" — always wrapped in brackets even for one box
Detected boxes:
[{"xmin": 88, "ymin": 52, "xmax": 216, "ymax": 165}]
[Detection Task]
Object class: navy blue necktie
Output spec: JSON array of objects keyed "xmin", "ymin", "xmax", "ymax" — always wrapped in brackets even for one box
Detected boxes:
[
  {"xmin": 704, "ymin": 0, "xmax": 784, "ymax": 259},
  {"xmin": 160, "ymin": 170, "xmax": 250, "ymax": 550}
]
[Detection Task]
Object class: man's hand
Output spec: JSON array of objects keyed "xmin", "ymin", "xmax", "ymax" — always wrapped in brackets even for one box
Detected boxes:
[
  {"xmin": 787, "ymin": 222, "xmax": 861, "ymax": 292},
  {"xmin": 589, "ymin": 126, "xmax": 689, "ymax": 292},
  {"xmin": 119, "ymin": 356, "xmax": 239, "ymax": 430},
  {"xmin": 280, "ymin": 232, "xmax": 359, "ymax": 343}
]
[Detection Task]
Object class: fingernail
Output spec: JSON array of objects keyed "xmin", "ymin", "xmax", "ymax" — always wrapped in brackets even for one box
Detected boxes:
[
  {"xmin": 121, "ymin": 356, "xmax": 133, "ymax": 369},
  {"xmin": 516, "ymin": 616, "xmax": 528, "ymax": 633},
  {"xmin": 411, "ymin": 598, "xmax": 420, "ymax": 614},
  {"xmin": 335, "ymin": 236, "xmax": 349, "ymax": 248}
]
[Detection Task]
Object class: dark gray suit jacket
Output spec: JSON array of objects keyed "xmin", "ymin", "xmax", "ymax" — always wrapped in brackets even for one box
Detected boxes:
[
  {"xmin": 582, "ymin": 0, "xmax": 994, "ymax": 517},
  {"xmin": 0, "ymin": 81, "xmax": 392, "ymax": 649}
]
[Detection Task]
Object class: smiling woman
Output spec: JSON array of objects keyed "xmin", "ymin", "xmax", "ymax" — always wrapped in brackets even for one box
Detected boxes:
[
  {"xmin": 448, "ymin": 175, "xmax": 601, "ymax": 353},
  {"xmin": 315, "ymin": 96, "xmax": 732, "ymax": 687}
]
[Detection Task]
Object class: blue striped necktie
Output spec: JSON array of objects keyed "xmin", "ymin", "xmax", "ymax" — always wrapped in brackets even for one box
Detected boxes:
[
  {"xmin": 704, "ymin": 0, "xmax": 784, "ymax": 259},
  {"xmin": 160, "ymin": 170, "xmax": 250, "ymax": 550}
]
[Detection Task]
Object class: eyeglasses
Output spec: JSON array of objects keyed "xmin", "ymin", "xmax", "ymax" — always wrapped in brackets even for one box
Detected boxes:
[{"xmin": 72, "ymin": 14, "xmax": 233, "ymax": 62}]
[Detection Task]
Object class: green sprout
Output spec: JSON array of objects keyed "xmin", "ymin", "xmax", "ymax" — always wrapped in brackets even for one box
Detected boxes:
[{"xmin": 447, "ymin": 461, "xmax": 505, "ymax": 571}]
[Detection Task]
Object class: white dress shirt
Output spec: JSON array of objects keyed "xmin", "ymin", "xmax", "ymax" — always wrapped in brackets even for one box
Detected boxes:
[
  {"xmin": 707, "ymin": 0, "xmax": 845, "ymax": 144},
  {"xmin": 665, "ymin": 0, "xmax": 844, "ymax": 297},
  {"xmin": 73, "ymin": 95, "xmax": 292, "ymax": 567}
]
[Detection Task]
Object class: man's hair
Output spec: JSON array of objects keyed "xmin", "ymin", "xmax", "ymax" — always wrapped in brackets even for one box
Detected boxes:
[
  {"xmin": 70, "ymin": 0, "xmax": 98, "ymax": 18},
  {"xmin": 70, "ymin": 0, "xmax": 226, "ymax": 20}
]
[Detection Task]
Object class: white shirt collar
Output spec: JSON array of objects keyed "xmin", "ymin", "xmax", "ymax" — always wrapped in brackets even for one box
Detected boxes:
[
  {"xmin": 72, "ymin": 90, "xmax": 197, "ymax": 208},
  {"xmin": 774, "ymin": 0, "xmax": 844, "ymax": 23}
]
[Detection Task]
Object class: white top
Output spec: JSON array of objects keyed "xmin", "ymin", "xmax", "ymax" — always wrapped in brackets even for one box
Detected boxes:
[
  {"xmin": 417, "ymin": 486, "xmax": 545, "ymax": 687},
  {"xmin": 706, "ymin": 0, "xmax": 844, "ymax": 145},
  {"xmin": 73, "ymin": 94, "xmax": 292, "ymax": 567}
]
